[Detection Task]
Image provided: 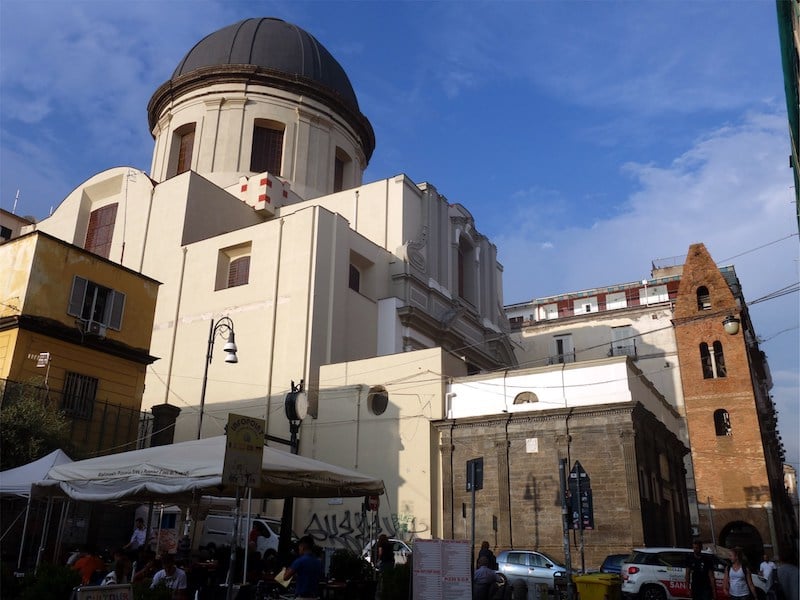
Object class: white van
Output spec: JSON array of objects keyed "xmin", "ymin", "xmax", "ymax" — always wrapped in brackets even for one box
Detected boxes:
[{"xmin": 196, "ymin": 514, "xmax": 286, "ymax": 556}]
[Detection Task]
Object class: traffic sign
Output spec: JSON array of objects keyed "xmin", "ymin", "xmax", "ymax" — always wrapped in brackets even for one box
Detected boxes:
[
  {"xmin": 568, "ymin": 461, "xmax": 594, "ymax": 530},
  {"xmin": 466, "ymin": 457, "xmax": 484, "ymax": 491}
]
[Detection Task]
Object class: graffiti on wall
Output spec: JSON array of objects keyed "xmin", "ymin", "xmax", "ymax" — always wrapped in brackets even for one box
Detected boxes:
[{"xmin": 303, "ymin": 510, "xmax": 428, "ymax": 552}]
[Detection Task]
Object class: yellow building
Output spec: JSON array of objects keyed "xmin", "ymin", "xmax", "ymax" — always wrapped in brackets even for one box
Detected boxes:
[{"xmin": 0, "ymin": 231, "xmax": 160, "ymax": 456}]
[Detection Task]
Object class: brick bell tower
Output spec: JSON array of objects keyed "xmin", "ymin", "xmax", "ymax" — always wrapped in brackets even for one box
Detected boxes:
[{"xmin": 673, "ymin": 243, "xmax": 789, "ymax": 561}]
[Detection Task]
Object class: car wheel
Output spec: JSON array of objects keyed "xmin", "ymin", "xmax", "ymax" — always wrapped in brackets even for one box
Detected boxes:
[{"xmin": 641, "ymin": 585, "xmax": 667, "ymax": 600}]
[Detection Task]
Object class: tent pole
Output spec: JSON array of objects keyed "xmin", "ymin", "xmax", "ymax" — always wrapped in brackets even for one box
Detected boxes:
[
  {"xmin": 242, "ymin": 487, "xmax": 253, "ymax": 584},
  {"xmin": 16, "ymin": 495, "xmax": 33, "ymax": 571},
  {"xmin": 53, "ymin": 499, "xmax": 70, "ymax": 564},
  {"xmin": 226, "ymin": 484, "xmax": 241, "ymax": 600},
  {"xmin": 35, "ymin": 496, "xmax": 54, "ymax": 572}
]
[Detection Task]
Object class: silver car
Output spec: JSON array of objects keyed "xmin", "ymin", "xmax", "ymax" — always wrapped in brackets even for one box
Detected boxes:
[{"xmin": 496, "ymin": 549, "xmax": 567, "ymax": 594}]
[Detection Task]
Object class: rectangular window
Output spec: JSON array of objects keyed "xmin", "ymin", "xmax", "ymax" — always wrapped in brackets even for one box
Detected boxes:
[
  {"xmin": 251, "ymin": 125, "xmax": 284, "ymax": 174},
  {"xmin": 552, "ymin": 334, "xmax": 575, "ymax": 364},
  {"xmin": 611, "ymin": 325, "xmax": 636, "ymax": 357},
  {"xmin": 348, "ymin": 263, "xmax": 361, "ymax": 292},
  {"xmin": 84, "ymin": 203, "xmax": 118, "ymax": 259},
  {"xmin": 67, "ymin": 276, "xmax": 125, "ymax": 330},
  {"xmin": 227, "ymin": 256, "xmax": 251, "ymax": 288},
  {"xmin": 334, "ymin": 156, "xmax": 345, "ymax": 193},
  {"xmin": 62, "ymin": 372, "xmax": 98, "ymax": 420},
  {"xmin": 177, "ymin": 127, "xmax": 195, "ymax": 174},
  {"xmin": 1, "ymin": 226, "xmax": 12, "ymax": 241},
  {"xmin": 216, "ymin": 242, "xmax": 252, "ymax": 290}
]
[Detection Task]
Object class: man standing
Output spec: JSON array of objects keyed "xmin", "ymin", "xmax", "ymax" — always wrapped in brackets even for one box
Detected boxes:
[
  {"xmin": 685, "ymin": 541, "xmax": 716, "ymax": 600},
  {"xmin": 284, "ymin": 535, "xmax": 322, "ymax": 600},
  {"xmin": 123, "ymin": 517, "xmax": 148, "ymax": 558}
]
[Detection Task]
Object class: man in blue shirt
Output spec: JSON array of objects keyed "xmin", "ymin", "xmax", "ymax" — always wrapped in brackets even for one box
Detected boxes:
[{"xmin": 285, "ymin": 535, "xmax": 323, "ymax": 600}]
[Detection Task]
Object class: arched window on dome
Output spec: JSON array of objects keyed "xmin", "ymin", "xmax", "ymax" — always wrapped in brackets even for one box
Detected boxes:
[
  {"xmin": 713, "ymin": 409, "xmax": 732, "ymax": 436},
  {"xmin": 334, "ymin": 148, "xmax": 352, "ymax": 193},
  {"xmin": 169, "ymin": 123, "xmax": 196, "ymax": 177},
  {"xmin": 251, "ymin": 120, "xmax": 284, "ymax": 175}
]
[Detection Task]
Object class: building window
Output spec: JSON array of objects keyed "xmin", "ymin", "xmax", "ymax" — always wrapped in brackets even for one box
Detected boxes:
[
  {"xmin": 227, "ymin": 256, "xmax": 250, "ymax": 288},
  {"xmin": 62, "ymin": 372, "xmax": 98, "ymax": 420},
  {"xmin": 333, "ymin": 148, "xmax": 352, "ymax": 193},
  {"xmin": 700, "ymin": 343, "xmax": 713, "ymax": 379},
  {"xmin": 714, "ymin": 409, "xmax": 732, "ymax": 436},
  {"xmin": 251, "ymin": 121, "xmax": 284, "ymax": 174},
  {"xmin": 1, "ymin": 225, "xmax": 12, "ymax": 241},
  {"xmin": 513, "ymin": 391, "xmax": 538, "ymax": 404},
  {"xmin": 175, "ymin": 124, "xmax": 195, "ymax": 175},
  {"xmin": 457, "ymin": 236, "xmax": 477, "ymax": 304},
  {"xmin": 84, "ymin": 203, "xmax": 118, "ymax": 259},
  {"xmin": 551, "ymin": 334, "xmax": 575, "ymax": 364},
  {"xmin": 697, "ymin": 286, "xmax": 711, "ymax": 310},
  {"xmin": 611, "ymin": 325, "xmax": 636, "ymax": 358},
  {"xmin": 713, "ymin": 341, "xmax": 727, "ymax": 377},
  {"xmin": 367, "ymin": 385, "xmax": 389, "ymax": 415},
  {"xmin": 349, "ymin": 264, "xmax": 361, "ymax": 292},
  {"xmin": 216, "ymin": 242, "xmax": 252, "ymax": 290},
  {"xmin": 67, "ymin": 276, "xmax": 125, "ymax": 331}
]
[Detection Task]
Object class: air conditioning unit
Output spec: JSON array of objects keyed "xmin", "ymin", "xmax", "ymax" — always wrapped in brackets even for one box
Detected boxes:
[{"xmin": 87, "ymin": 321, "xmax": 107, "ymax": 338}]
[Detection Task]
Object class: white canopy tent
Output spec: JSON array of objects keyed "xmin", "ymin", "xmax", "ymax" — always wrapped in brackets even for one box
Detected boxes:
[
  {"xmin": 36, "ymin": 436, "xmax": 384, "ymax": 502},
  {"xmin": 0, "ymin": 449, "xmax": 72, "ymax": 497},
  {"xmin": 0, "ymin": 449, "xmax": 72, "ymax": 570}
]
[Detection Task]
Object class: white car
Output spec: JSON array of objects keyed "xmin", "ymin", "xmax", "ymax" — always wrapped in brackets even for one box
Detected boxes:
[
  {"xmin": 620, "ymin": 547, "xmax": 767, "ymax": 600},
  {"xmin": 361, "ymin": 538, "xmax": 412, "ymax": 566}
]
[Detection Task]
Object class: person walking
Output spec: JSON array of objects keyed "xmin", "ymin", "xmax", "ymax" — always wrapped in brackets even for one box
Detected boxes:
[
  {"xmin": 759, "ymin": 553, "xmax": 777, "ymax": 600},
  {"xmin": 724, "ymin": 549, "xmax": 758, "ymax": 600},
  {"xmin": 685, "ymin": 541, "xmax": 716, "ymax": 600},
  {"xmin": 284, "ymin": 535, "xmax": 323, "ymax": 600},
  {"xmin": 478, "ymin": 541, "xmax": 498, "ymax": 570}
]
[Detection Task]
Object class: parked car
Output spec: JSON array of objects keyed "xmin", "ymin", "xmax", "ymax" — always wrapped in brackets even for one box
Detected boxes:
[
  {"xmin": 600, "ymin": 553, "xmax": 629, "ymax": 574},
  {"xmin": 620, "ymin": 547, "xmax": 767, "ymax": 600},
  {"xmin": 496, "ymin": 549, "xmax": 567, "ymax": 594},
  {"xmin": 197, "ymin": 514, "xmax": 292, "ymax": 555},
  {"xmin": 361, "ymin": 537, "xmax": 412, "ymax": 566}
]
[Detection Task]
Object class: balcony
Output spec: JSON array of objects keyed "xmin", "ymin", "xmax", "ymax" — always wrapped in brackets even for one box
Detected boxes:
[
  {"xmin": 548, "ymin": 351, "xmax": 576, "ymax": 365},
  {"xmin": 609, "ymin": 340, "xmax": 637, "ymax": 359}
]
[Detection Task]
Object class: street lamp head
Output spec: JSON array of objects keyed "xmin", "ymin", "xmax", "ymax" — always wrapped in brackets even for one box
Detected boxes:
[
  {"xmin": 722, "ymin": 315, "xmax": 741, "ymax": 336},
  {"xmin": 224, "ymin": 352, "xmax": 238, "ymax": 364}
]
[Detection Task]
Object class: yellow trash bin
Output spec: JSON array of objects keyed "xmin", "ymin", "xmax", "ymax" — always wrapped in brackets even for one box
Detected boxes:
[{"xmin": 572, "ymin": 574, "xmax": 621, "ymax": 600}]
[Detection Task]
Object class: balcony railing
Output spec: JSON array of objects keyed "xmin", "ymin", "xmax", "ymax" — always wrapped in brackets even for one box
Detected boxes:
[
  {"xmin": 0, "ymin": 378, "xmax": 153, "ymax": 457},
  {"xmin": 548, "ymin": 351, "xmax": 576, "ymax": 365}
]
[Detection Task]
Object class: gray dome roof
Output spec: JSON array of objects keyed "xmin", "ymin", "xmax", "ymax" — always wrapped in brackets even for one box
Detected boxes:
[
  {"xmin": 149, "ymin": 18, "xmax": 374, "ymax": 161},
  {"xmin": 172, "ymin": 18, "xmax": 358, "ymax": 109}
]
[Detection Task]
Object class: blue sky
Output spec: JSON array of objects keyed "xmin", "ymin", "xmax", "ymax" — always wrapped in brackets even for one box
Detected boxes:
[{"xmin": 1, "ymin": 1, "xmax": 798, "ymax": 470}]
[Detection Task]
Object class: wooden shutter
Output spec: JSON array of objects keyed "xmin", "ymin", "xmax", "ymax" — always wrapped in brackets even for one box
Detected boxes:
[{"xmin": 67, "ymin": 276, "xmax": 87, "ymax": 317}]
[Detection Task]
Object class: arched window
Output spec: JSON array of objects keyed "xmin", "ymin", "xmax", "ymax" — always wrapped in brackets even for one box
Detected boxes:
[
  {"xmin": 713, "ymin": 341, "xmax": 727, "ymax": 378},
  {"xmin": 251, "ymin": 120, "xmax": 284, "ymax": 174},
  {"xmin": 333, "ymin": 148, "xmax": 352, "ymax": 192},
  {"xmin": 169, "ymin": 123, "xmax": 196, "ymax": 177},
  {"xmin": 696, "ymin": 286, "xmax": 711, "ymax": 310},
  {"xmin": 514, "ymin": 391, "xmax": 539, "ymax": 405},
  {"xmin": 714, "ymin": 409, "xmax": 732, "ymax": 436},
  {"xmin": 700, "ymin": 343, "xmax": 713, "ymax": 379}
]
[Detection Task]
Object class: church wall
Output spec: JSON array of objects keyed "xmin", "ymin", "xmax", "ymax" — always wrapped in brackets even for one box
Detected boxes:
[{"xmin": 294, "ymin": 348, "xmax": 464, "ymax": 550}]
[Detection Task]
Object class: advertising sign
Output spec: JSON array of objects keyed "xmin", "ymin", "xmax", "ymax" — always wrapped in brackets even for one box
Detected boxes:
[
  {"xmin": 413, "ymin": 539, "xmax": 471, "ymax": 600},
  {"xmin": 75, "ymin": 584, "xmax": 133, "ymax": 600},
  {"xmin": 223, "ymin": 414, "xmax": 265, "ymax": 487}
]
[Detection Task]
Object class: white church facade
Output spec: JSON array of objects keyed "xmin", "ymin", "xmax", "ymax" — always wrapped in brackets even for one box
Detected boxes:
[{"xmin": 24, "ymin": 18, "xmax": 516, "ymax": 539}]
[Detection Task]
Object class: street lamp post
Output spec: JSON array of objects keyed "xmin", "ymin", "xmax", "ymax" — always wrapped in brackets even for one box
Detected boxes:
[
  {"xmin": 278, "ymin": 380, "xmax": 307, "ymax": 558},
  {"xmin": 197, "ymin": 316, "xmax": 238, "ymax": 440}
]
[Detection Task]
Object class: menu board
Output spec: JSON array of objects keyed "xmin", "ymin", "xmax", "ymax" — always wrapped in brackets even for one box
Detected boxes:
[{"xmin": 412, "ymin": 539, "xmax": 471, "ymax": 600}]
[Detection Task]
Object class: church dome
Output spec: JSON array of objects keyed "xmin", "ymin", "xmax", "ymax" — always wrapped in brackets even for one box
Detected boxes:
[
  {"xmin": 148, "ymin": 17, "xmax": 374, "ymax": 161},
  {"xmin": 172, "ymin": 18, "xmax": 359, "ymax": 109}
]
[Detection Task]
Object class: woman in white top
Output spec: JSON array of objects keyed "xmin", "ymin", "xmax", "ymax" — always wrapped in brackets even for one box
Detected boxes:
[{"xmin": 723, "ymin": 549, "xmax": 758, "ymax": 600}]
